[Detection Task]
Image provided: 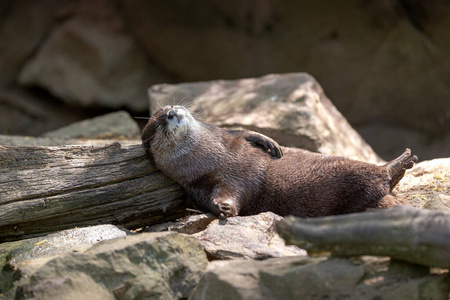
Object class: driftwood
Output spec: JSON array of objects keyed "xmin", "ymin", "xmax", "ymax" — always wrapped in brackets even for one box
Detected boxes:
[
  {"xmin": 276, "ymin": 205, "xmax": 450, "ymax": 269},
  {"xmin": 0, "ymin": 142, "xmax": 186, "ymax": 242}
]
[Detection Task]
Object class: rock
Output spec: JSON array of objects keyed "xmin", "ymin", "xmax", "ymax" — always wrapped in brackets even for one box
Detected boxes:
[
  {"xmin": 43, "ymin": 111, "xmax": 141, "ymax": 139},
  {"xmin": 0, "ymin": 0, "xmax": 70, "ymax": 86},
  {"xmin": 190, "ymin": 256, "xmax": 450, "ymax": 300},
  {"xmin": 0, "ymin": 88, "xmax": 99, "ymax": 137},
  {"xmin": 19, "ymin": 1, "xmax": 169, "ymax": 111},
  {"xmin": 147, "ymin": 212, "xmax": 306, "ymax": 260},
  {"xmin": 192, "ymin": 213, "xmax": 306, "ymax": 260},
  {"xmin": 394, "ymin": 158, "xmax": 450, "ymax": 208},
  {"xmin": 148, "ymin": 73, "xmax": 382, "ymax": 163},
  {"xmin": 424, "ymin": 194, "xmax": 450, "ymax": 212},
  {"xmin": 356, "ymin": 123, "xmax": 450, "ymax": 162},
  {"xmin": 3, "ymin": 232, "xmax": 208, "ymax": 299},
  {"xmin": 0, "ymin": 225, "xmax": 128, "ymax": 294},
  {"xmin": 1, "ymin": 1, "xmax": 449, "ymax": 160},
  {"xmin": 276, "ymin": 205, "xmax": 450, "ymax": 269},
  {"xmin": 123, "ymin": 1, "xmax": 450, "ymax": 142}
]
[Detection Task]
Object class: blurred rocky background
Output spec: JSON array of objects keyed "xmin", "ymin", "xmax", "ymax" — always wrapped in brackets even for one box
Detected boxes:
[{"xmin": 1, "ymin": 0, "xmax": 449, "ymax": 160}]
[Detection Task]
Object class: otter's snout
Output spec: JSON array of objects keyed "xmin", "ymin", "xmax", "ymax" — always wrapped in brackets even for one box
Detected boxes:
[
  {"xmin": 167, "ymin": 109, "xmax": 178, "ymax": 120},
  {"xmin": 166, "ymin": 107, "xmax": 188, "ymax": 123}
]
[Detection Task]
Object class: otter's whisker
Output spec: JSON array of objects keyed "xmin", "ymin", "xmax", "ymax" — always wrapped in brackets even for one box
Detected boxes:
[
  {"xmin": 142, "ymin": 133, "xmax": 157, "ymax": 145},
  {"xmin": 154, "ymin": 97, "xmax": 164, "ymax": 109},
  {"xmin": 192, "ymin": 106, "xmax": 204, "ymax": 117},
  {"xmin": 134, "ymin": 116, "xmax": 155, "ymax": 120},
  {"xmin": 178, "ymin": 97, "xmax": 194, "ymax": 108}
]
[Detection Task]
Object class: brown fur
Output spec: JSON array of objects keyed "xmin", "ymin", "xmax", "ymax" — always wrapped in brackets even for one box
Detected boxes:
[{"xmin": 142, "ymin": 105, "xmax": 418, "ymax": 219}]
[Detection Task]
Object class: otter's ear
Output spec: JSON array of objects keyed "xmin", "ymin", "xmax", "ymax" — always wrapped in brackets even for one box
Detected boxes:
[
  {"xmin": 141, "ymin": 119, "xmax": 157, "ymax": 151},
  {"xmin": 141, "ymin": 123, "xmax": 156, "ymax": 162}
]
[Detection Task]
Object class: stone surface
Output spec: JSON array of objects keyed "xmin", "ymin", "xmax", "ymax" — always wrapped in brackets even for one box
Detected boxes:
[
  {"xmin": 190, "ymin": 256, "xmax": 450, "ymax": 300},
  {"xmin": 3, "ymin": 232, "xmax": 208, "ymax": 300},
  {"xmin": 19, "ymin": 2, "xmax": 169, "ymax": 111},
  {"xmin": 149, "ymin": 73, "xmax": 382, "ymax": 163},
  {"xmin": 0, "ymin": 0, "xmax": 70, "ymax": 86},
  {"xmin": 276, "ymin": 205, "xmax": 450, "ymax": 269},
  {"xmin": 0, "ymin": 225, "xmax": 128, "ymax": 294},
  {"xmin": 424, "ymin": 194, "xmax": 450, "ymax": 212},
  {"xmin": 43, "ymin": 111, "xmax": 141, "ymax": 139},
  {"xmin": 147, "ymin": 212, "xmax": 306, "ymax": 260},
  {"xmin": 0, "ymin": 88, "xmax": 99, "ymax": 137},
  {"xmin": 124, "ymin": 0, "xmax": 450, "ymax": 139},
  {"xmin": 394, "ymin": 158, "xmax": 450, "ymax": 208},
  {"xmin": 357, "ymin": 124, "xmax": 450, "ymax": 163},
  {"xmin": 1, "ymin": 1, "xmax": 449, "ymax": 160}
]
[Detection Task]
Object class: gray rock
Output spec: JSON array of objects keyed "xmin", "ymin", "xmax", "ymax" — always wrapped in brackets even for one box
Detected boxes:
[
  {"xmin": 356, "ymin": 123, "xmax": 450, "ymax": 162},
  {"xmin": 0, "ymin": 0, "xmax": 70, "ymax": 86},
  {"xmin": 192, "ymin": 212, "xmax": 306, "ymax": 260},
  {"xmin": 19, "ymin": 14, "xmax": 168, "ymax": 111},
  {"xmin": 424, "ymin": 194, "xmax": 450, "ymax": 212},
  {"xmin": 0, "ymin": 225, "xmax": 128, "ymax": 294},
  {"xmin": 147, "ymin": 212, "xmax": 306, "ymax": 260},
  {"xmin": 148, "ymin": 73, "xmax": 382, "ymax": 163},
  {"xmin": 43, "ymin": 111, "xmax": 141, "ymax": 139},
  {"xmin": 0, "ymin": 87, "xmax": 98, "ymax": 137},
  {"xmin": 394, "ymin": 158, "xmax": 450, "ymax": 209},
  {"xmin": 4, "ymin": 232, "xmax": 208, "ymax": 300},
  {"xmin": 124, "ymin": 1, "xmax": 450, "ymax": 153},
  {"xmin": 190, "ymin": 256, "xmax": 450, "ymax": 300}
]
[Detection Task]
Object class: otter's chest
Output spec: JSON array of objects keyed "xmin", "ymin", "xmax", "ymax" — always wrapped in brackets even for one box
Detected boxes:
[{"xmin": 153, "ymin": 143, "xmax": 226, "ymax": 185}]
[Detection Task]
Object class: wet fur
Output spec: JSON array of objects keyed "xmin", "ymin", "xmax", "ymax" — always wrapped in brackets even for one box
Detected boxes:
[{"xmin": 142, "ymin": 106, "xmax": 418, "ymax": 218}]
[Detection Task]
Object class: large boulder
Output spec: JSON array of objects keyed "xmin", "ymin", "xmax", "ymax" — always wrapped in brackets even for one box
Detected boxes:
[
  {"xmin": 0, "ymin": 225, "xmax": 128, "ymax": 294},
  {"xmin": 394, "ymin": 158, "xmax": 450, "ymax": 209},
  {"xmin": 0, "ymin": 0, "xmax": 70, "ymax": 86},
  {"xmin": 148, "ymin": 73, "xmax": 382, "ymax": 163},
  {"xmin": 0, "ymin": 88, "xmax": 99, "ymax": 137},
  {"xmin": 3, "ymin": 232, "xmax": 208, "ymax": 300},
  {"xmin": 42, "ymin": 111, "xmax": 141, "ymax": 140},
  {"xmin": 18, "ymin": 1, "xmax": 169, "ymax": 111},
  {"xmin": 123, "ymin": 0, "xmax": 450, "ymax": 140},
  {"xmin": 147, "ymin": 212, "xmax": 306, "ymax": 260},
  {"xmin": 190, "ymin": 256, "xmax": 450, "ymax": 300}
]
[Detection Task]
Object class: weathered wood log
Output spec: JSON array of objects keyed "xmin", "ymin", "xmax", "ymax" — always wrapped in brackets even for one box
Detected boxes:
[
  {"xmin": 0, "ymin": 142, "xmax": 186, "ymax": 242},
  {"xmin": 276, "ymin": 205, "xmax": 450, "ymax": 269}
]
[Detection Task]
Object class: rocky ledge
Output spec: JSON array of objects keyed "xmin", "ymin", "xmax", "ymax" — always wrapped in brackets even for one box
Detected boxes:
[{"xmin": 1, "ymin": 73, "xmax": 449, "ymax": 299}]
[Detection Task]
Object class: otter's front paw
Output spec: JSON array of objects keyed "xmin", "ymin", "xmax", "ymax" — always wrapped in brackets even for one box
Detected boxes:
[{"xmin": 217, "ymin": 200, "xmax": 237, "ymax": 220}]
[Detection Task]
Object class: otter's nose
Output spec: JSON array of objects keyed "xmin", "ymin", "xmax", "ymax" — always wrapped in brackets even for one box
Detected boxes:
[{"xmin": 167, "ymin": 110, "xmax": 177, "ymax": 120}]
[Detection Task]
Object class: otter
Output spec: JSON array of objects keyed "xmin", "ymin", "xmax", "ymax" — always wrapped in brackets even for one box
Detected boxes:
[{"xmin": 142, "ymin": 105, "xmax": 417, "ymax": 219}]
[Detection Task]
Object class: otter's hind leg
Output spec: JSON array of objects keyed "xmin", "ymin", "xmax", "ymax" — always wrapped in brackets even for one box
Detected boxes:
[{"xmin": 385, "ymin": 148, "xmax": 418, "ymax": 191}]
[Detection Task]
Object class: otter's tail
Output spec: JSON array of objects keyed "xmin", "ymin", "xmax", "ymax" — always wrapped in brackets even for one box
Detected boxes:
[{"xmin": 385, "ymin": 148, "xmax": 418, "ymax": 191}]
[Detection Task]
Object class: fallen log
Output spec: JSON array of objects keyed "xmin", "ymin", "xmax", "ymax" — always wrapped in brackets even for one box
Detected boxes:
[
  {"xmin": 0, "ymin": 142, "xmax": 186, "ymax": 242},
  {"xmin": 276, "ymin": 205, "xmax": 450, "ymax": 269}
]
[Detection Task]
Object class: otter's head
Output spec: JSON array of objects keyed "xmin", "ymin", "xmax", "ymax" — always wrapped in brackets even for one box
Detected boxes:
[{"xmin": 141, "ymin": 105, "xmax": 197, "ymax": 159}]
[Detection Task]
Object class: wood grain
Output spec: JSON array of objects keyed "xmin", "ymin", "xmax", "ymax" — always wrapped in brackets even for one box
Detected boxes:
[
  {"xmin": 0, "ymin": 142, "xmax": 186, "ymax": 242},
  {"xmin": 276, "ymin": 205, "xmax": 450, "ymax": 269}
]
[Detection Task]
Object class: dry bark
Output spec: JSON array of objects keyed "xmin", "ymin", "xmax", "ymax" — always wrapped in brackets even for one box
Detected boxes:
[
  {"xmin": 276, "ymin": 205, "xmax": 450, "ymax": 269},
  {"xmin": 0, "ymin": 142, "xmax": 186, "ymax": 242}
]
